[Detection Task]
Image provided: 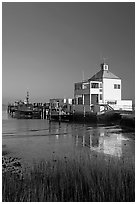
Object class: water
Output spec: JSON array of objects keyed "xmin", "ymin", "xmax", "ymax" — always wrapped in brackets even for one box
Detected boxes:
[{"xmin": 2, "ymin": 108, "xmax": 135, "ymax": 167}]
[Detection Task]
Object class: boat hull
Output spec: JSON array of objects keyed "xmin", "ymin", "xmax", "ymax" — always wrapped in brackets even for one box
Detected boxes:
[{"xmin": 14, "ymin": 110, "xmax": 41, "ymax": 119}]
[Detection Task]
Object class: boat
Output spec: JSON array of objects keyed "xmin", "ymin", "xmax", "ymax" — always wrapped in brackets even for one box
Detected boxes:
[{"xmin": 8, "ymin": 92, "xmax": 41, "ymax": 119}]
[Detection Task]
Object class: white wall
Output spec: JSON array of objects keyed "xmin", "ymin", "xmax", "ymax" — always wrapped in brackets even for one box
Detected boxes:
[
  {"xmin": 110, "ymin": 100, "xmax": 132, "ymax": 111},
  {"xmin": 103, "ymin": 78, "xmax": 121, "ymax": 102},
  {"xmin": 68, "ymin": 98, "xmax": 73, "ymax": 104},
  {"xmin": 90, "ymin": 89, "xmax": 100, "ymax": 94},
  {"xmin": 117, "ymin": 100, "xmax": 132, "ymax": 106}
]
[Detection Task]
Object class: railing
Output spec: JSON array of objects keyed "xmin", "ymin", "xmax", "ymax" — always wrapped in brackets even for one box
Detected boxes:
[{"xmin": 110, "ymin": 105, "xmax": 133, "ymax": 111}]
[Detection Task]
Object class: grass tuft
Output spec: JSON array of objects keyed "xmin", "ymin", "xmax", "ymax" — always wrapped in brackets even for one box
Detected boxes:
[{"xmin": 2, "ymin": 153, "xmax": 134, "ymax": 202}]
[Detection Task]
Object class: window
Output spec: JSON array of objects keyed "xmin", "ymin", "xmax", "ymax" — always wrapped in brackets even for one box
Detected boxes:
[
  {"xmin": 107, "ymin": 101, "xmax": 117, "ymax": 105},
  {"xmin": 100, "ymin": 94, "xmax": 102, "ymax": 100},
  {"xmin": 114, "ymin": 84, "xmax": 117, "ymax": 89},
  {"xmin": 114, "ymin": 84, "xmax": 120, "ymax": 89},
  {"xmin": 83, "ymin": 83, "xmax": 89, "ymax": 89},
  {"xmin": 78, "ymin": 97, "xmax": 83, "ymax": 105},
  {"xmin": 100, "ymin": 83, "xmax": 102, "ymax": 88},
  {"xmin": 91, "ymin": 83, "xmax": 99, "ymax": 88}
]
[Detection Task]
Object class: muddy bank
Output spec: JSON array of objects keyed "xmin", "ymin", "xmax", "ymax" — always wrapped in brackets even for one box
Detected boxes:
[{"xmin": 120, "ymin": 114, "xmax": 135, "ymax": 130}]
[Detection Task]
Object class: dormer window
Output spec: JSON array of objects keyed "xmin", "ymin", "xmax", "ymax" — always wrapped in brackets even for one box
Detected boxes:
[{"xmin": 101, "ymin": 63, "xmax": 109, "ymax": 71}]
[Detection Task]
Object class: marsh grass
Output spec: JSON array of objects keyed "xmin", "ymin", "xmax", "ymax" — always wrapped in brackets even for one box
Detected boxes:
[
  {"xmin": 2, "ymin": 144, "xmax": 9, "ymax": 156},
  {"xmin": 2, "ymin": 153, "xmax": 134, "ymax": 202},
  {"xmin": 2, "ymin": 150, "xmax": 9, "ymax": 156}
]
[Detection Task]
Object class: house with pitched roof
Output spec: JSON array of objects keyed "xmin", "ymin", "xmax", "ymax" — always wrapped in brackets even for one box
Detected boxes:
[{"xmin": 74, "ymin": 63, "xmax": 132, "ymax": 112}]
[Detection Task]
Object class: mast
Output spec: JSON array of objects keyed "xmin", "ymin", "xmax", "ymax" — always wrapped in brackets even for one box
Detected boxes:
[
  {"xmin": 26, "ymin": 91, "xmax": 29, "ymax": 104},
  {"xmin": 82, "ymin": 70, "xmax": 85, "ymax": 82}
]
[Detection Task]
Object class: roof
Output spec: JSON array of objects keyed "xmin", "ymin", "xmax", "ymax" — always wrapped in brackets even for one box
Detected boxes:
[
  {"xmin": 74, "ymin": 80, "xmax": 89, "ymax": 85},
  {"xmin": 88, "ymin": 69, "xmax": 120, "ymax": 81}
]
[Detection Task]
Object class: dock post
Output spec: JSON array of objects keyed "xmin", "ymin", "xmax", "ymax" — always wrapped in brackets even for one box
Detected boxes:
[
  {"xmin": 45, "ymin": 108, "xmax": 47, "ymax": 119},
  {"xmin": 73, "ymin": 109, "xmax": 75, "ymax": 122},
  {"xmin": 49, "ymin": 105, "xmax": 51, "ymax": 123},
  {"xmin": 59, "ymin": 107, "xmax": 61, "ymax": 125},
  {"xmin": 41, "ymin": 109, "xmax": 42, "ymax": 119},
  {"xmin": 83, "ymin": 106, "xmax": 85, "ymax": 122},
  {"xmin": 7, "ymin": 106, "xmax": 9, "ymax": 114},
  {"xmin": 43, "ymin": 107, "xmax": 44, "ymax": 119},
  {"xmin": 83, "ymin": 106, "xmax": 85, "ymax": 117}
]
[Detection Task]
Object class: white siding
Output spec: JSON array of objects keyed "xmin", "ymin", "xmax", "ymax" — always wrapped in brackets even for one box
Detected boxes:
[
  {"xmin": 103, "ymin": 78, "xmax": 121, "ymax": 102},
  {"xmin": 110, "ymin": 100, "xmax": 132, "ymax": 111},
  {"xmin": 90, "ymin": 89, "xmax": 100, "ymax": 94}
]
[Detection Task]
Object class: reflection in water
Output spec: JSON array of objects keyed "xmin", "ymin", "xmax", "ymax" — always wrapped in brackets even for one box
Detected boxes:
[
  {"xmin": 55, "ymin": 129, "xmax": 59, "ymax": 139},
  {"xmin": 76, "ymin": 134, "xmax": 78, "ymax": 146},
  {"xmin": 102, "ymin": 134, "xmax": 122, "ymax": 157},
  {"xmin": 48, "ymin": 122, "xmax": 70, "ymax": 141},
  {"xmin": 91, "ymin": 129, "xmax": 100, "ymax": 147},
  {"xmin": 74, "ymin": 127, "xmax": 123, "ymax": 157},
  {"xmin": 2, "ymin": 108, "xmax": 134, "ymax": 162},
  {"xmin": 82, "ymin": 135, "xmax": 85, "ymax": 147}
]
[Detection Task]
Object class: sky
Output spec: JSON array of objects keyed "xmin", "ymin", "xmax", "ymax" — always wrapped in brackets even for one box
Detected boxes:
[{"xmin": 2, "ymin": 2, "xmax": 135, "ymax": 104}]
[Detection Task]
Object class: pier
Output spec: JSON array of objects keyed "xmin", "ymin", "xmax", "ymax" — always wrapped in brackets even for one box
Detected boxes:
[{"xmin": 7, "ymin": 103, "xmax": 49, "ymax": 119}]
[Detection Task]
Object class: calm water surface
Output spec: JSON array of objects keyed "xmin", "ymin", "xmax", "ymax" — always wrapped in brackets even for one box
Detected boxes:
[{"xmin": 2, "ymin": 109, "xmax": 135, "ymax": 167}]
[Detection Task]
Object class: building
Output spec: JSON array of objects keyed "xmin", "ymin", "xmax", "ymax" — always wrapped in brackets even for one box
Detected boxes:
[
  {"xmin": 49, "ymin": 98, "xmax": 73, "ymax": 113},
  {"xmin": 74, "ymin": 63, "xmax": 132, "ymax": 112}
]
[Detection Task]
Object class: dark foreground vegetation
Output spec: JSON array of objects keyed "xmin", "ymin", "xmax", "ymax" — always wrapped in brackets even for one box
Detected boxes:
[
  {"xmin": 2, "ymin": 152, "xmax": 134, "ymax": 202},
  {"xmin": 120, "ymin": 114, "xmax": 135, "ymax": 130}
]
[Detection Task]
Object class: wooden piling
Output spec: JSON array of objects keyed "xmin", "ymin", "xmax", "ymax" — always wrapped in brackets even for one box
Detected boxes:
[
  {"xmin": 49, "ymin": 105, "xmax": 51, "ymax": 122},
  {"xmin": 59, "ymin": 107, "xmax": 61, "ymax": 125}
]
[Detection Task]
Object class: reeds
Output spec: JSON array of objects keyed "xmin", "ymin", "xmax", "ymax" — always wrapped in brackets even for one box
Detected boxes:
[
  {"xmin": 2, "ymin": 152, "xmax": 134, "ymax": 202},
  {"xmin": 120, "ymin": 114, "xmax": 135, "ymax": 130},
  {"xmin": 2, "ymin": 144, "xmax": 9, "ymax": 156}
]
